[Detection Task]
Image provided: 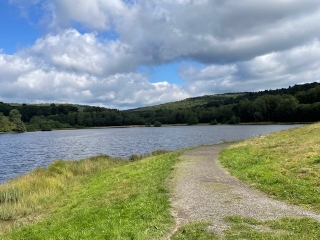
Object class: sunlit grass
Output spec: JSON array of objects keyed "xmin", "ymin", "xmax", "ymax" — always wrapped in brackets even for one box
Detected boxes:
[
  {"xmin": 220, "ymin": 122, "xmax": 320, "ymax": 211},
  {"xmin": 224, "ymin": 216, "xmax": 320, "ymax": 240},
  {"xmin": 0, "ymin": 150, "xmax": 180, "ymax": 239},
  {"xmin": 0, "ymin": 155, "xmax": 124, "ymax": 229}
]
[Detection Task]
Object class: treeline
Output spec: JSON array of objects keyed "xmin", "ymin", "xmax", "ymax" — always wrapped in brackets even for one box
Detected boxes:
[
  {"xmin": 0, "ymin": 103, "xmax": 146, "ymax": 132},
  {"xmin": 0, "ymin": 110, "xmax": 26, "ymax": 133},
  {"xmin": 0, "ymin": 82, "xmax": 320, "ymax": 133},
  {"xmin": 131, "ymin": 82, "xmax": 320, "ymax": 125}
]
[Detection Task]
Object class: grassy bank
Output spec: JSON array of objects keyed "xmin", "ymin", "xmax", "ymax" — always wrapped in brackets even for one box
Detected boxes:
[
  {"xmin": 219, "ymin": 122, "xmax": 320, "ymax": 211},
  {"xmin": 0, "ymin": 150, "xmax": 180, "ymax": 239}
]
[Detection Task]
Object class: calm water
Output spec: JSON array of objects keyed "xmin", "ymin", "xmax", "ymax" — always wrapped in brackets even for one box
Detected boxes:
[{"xmin": 0, "ymin": 125, "xmax": 300, "ymax": 184}]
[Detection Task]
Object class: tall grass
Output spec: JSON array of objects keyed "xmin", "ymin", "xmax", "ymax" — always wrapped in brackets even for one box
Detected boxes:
[
  {"xmin": 0, "ymin": 150, "xmax": 179, "ymax": 239},
  {"xmin": 0, "ymin": 154, "xmax": 124, "ymax": 230}
]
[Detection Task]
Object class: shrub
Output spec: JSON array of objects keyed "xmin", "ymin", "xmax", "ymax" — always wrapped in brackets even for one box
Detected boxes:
[
  {"xmin": 187, "ymin": 116, "xmax": 199, "ymax": 125},
  {"xmin": 25, "ymin": 124, "xmax": 36, "ymax": 132},
  {"xmin": 222, "ymin": 118, "xmax": 228, "ymax": 124},
  {"xmin": 210, "ymin": 119, "xmax": 218, "ymax": 125},
  {"xmin": 41, "ymin": 123, "xmax": 52, "ymax": 131},
  {"xmin": 154, "ymin": 121, "xmax": 162, "ymax": 127},
  {"xmin": 129, "ymin": 154, "xmax": 141, "ymax": 161},
  {"xmin": 228, "ymin": 116, "xmax": 241, "ymax": 124}
]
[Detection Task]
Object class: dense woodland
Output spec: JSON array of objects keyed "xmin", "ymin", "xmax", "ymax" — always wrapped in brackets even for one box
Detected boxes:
[{"xmin": 1, "ymin": 82, "xmax": 320, "ymax": 132}]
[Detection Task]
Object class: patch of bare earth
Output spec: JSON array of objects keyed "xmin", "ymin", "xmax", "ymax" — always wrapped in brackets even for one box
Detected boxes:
[{"xmin": 168, "ymin": 144, "xmax": 320, "ymax": 237}]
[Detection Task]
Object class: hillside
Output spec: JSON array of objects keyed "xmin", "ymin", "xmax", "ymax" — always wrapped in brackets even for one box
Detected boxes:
[
  {"xmin": 129, "ymin": 93, "xmax": 244, "ymax": 112},
  {"xmin": 1, "ymin": 82, "xmax": 320, "ymax": 133},
  {"xmin": 129, "ymin": 82, "xmax": 320, "ymax": 112}
]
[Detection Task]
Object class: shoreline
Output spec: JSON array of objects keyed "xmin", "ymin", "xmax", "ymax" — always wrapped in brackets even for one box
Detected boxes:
[{"xmin": 0, "ymin": 121, "xmax": 310, "ymax": 134}]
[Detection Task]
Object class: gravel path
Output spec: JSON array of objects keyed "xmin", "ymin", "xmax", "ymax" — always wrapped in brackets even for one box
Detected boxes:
[{"xmin": 169, "ymin": 144, "xmax": 320, "ymax": 237}]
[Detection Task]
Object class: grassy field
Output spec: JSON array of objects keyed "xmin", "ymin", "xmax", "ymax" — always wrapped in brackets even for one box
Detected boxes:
[{"xmin": 0, "ymin": 150, "xmax": 181, "ymax": 239}]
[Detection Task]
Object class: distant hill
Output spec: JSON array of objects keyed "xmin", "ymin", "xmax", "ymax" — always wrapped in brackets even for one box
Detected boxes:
[
  {"xmin": 128, "ymin": 93, "xmax": 244, "ymax": 112},
  {"xmin": 128, "ymin": 81, "xmax": 320, "ymax": 112}
]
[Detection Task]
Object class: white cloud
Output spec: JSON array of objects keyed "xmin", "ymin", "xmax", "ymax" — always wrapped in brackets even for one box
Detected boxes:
[
  {"xmin": 22, "ymin": 29, "xmax": 135, "ymax": 75},
  {"xmin": 2, "ymin": 0, "xmax": 320, "ymax": 108},
  {"xmin": 0, "ymin": 51, "xmax": 189, "ymax": 108},
  {"xmin": 179, "ymin": 40, "xmax": 320, "ymax": 95}
]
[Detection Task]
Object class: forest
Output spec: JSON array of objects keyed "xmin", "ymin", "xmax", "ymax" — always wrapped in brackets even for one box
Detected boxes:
[{"xmin": 1, "ymin": 82, "xmax": 320, "ymax": 133}]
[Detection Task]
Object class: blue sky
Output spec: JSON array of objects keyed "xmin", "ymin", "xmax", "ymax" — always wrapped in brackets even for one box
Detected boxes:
[
  {"xmin": 0, "ymin": 0, "xmax": 320, "ymax": 109},
  {"xmin": 0, "ymin": 2, "xmax": 39, "ymax": 54}
]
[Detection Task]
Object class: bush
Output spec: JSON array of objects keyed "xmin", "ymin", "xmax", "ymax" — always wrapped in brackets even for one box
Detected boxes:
[
  {"xmin": 228, "ymin": 116, "xmax": 241, "ymax": 124},
  {"xmin": 26, "ymin": 124, "xmax": 36, "ymax": 132},
  {"xmin": 187, "ymin": 116, "xmax": 199, "ymax": 125},
  {"xmin": 41, "ymin": 122, "xmax": 52, "ymax": 131},
  {"xmin": 154, "ymin": 121, "xmax": 162, "ymax": 127},
  {"xmin": 129, "ymin": 154, "xmax": 141, "ymax": 161},
  {"xmin": 222, "ymin": 118, "xmax": 228, "ymax": 124},
  {"xmin": 210, "ymin": 119, "xmax": 218, "ymax": 125}
]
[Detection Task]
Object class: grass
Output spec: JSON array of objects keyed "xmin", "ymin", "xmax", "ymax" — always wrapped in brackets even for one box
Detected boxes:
[
  {"xmin": 171, "ymin": 222, "xmax": 218, "ymax": 240},
  {"xmin": 170, "ymin": 217, "xmax": 320, "ymax": 240},
  {"xmin": 0, "ymin": 150, "xmax": 180, "ymax": 239},
  {"xmin": 219, "ymin": 122, "xmax": 320, "ymax": 211},
  {"xmin": 224, "ymin": 216, "xmax": 320, "ymax": 240},
  {"xmin": 0, "ymin": 155, "xmax": 124, "ymax": 224}
]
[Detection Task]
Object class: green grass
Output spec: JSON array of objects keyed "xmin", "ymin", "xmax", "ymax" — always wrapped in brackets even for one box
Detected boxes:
[
  {"xmin": 219, "ymin": 122, "xmax": 320, "ymax": 211},
  {"xmin": 0, "ymin": 150, "xmax": 181, "ymax": 239},
  {"xmin": 224, "ymin": 216, "xmax": 320, "ymax": 240},
  {"xmin": 169, "ymin": 217, "xmax": 320, "ymax": 240},
  {"xmin": 171, "ymin": 222, "xmax": 218, "ymax": 240}
]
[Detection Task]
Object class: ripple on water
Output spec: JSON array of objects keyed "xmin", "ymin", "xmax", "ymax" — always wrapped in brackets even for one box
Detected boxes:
[{"xmin": 0, "ymin": 125, "xmax": 301, "ymax": 184}]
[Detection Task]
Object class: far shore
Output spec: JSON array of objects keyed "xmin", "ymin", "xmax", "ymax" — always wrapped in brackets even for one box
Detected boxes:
[{"xmin": 0, "ymin": 121, "xmax": 309, "ymax": 134}]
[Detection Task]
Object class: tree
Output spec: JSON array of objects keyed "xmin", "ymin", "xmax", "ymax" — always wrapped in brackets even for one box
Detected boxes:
[
  {"xmin": 273, "ymin": 95, "xmax": 299, "ymax": 122},
  {"xmin": 0, "ymin": 113, "xmax": 14, "ymax": 132},
  {"xmin": 228, "ymin": 115, "xmax": 241, "ymax": 124},
  {"xmin": 238, "ymin": 99, "xmax": 255, "ymax": 122},
  {"xmin": 187, "ymin": 115, "xmax": 199, "ymax": 125},
  {"xmin": 9, "ymin": 109, "xmax": 26, "ymax": 132}
]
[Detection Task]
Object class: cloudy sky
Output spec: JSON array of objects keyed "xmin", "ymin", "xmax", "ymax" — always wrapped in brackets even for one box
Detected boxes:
[{"xmin": 0, "ymin": 0, "xmax": 320, "ymax": 109}]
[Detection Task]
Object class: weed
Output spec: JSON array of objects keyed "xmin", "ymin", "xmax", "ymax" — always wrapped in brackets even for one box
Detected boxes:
[{"xmin": 0, "ymin": 188, "xmax": 22, "ymax": 204}]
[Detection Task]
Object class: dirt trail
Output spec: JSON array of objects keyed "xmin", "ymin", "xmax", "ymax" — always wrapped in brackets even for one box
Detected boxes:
[{"xmin": 169, "ymin": 144, "xmax": 320, "ymax": 236}]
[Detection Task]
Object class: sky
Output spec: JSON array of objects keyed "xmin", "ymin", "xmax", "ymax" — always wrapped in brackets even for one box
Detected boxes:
[{"xmin": 0, "ymin": 0, "xmax": 320, "ymax": 109}]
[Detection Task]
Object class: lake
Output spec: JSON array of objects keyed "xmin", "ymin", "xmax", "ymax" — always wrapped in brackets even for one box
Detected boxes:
[{"xmin": 0, "ymin": 124, "xmax": 301, "ymax": 184}]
